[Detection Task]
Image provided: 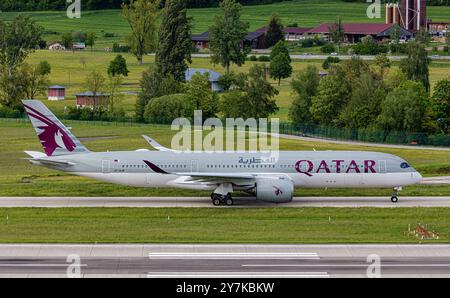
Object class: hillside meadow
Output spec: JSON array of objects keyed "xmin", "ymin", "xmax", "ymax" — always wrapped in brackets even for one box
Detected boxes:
[{"xmin": 0, "ymin": 0, "xmax": 449, "ymax": 48}]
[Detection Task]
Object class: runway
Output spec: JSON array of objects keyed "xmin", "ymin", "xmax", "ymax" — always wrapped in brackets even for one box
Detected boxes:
[
  {"xmin": 0, "ymin": 244, "xmax": 449, "ymax": 278},
  {"xmin": 1, "ymin": 196, "xmax": 450, "ymax": 208}
]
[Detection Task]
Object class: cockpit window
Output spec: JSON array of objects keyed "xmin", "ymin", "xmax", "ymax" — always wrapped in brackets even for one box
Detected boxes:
[{"xmin": 400, "ymin": 162, "xmax": 410, "ymax": 169}]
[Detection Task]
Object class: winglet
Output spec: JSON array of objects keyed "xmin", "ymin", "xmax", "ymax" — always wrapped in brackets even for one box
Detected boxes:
[{"xmin": 142, "ymin": 135, "xmax": 174, "ymax": 152}]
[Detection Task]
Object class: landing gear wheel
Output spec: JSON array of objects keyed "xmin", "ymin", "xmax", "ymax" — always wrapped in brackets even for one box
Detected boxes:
[
  {"xmin": 212, "ymin": 198, "xmax": 222, "ymax": 206},
  {"xmin": 225, "ymin": 197, "xmax": 234, "ymax": 206},
  {"xmin": 391, "ymin": 196, "xmax": 398, "ymax": 203}
]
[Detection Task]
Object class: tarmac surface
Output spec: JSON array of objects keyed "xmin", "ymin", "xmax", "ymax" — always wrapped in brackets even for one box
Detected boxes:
[
  {"xmin": 0, "ymin": 244, "xmax": 449, "ymax": 278},
  {"xmin": 1, "ymin": 196, "xmax": 450, "ymax": 208}
]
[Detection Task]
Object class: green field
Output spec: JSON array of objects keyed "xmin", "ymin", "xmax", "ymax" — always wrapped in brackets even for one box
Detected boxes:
[
  {"xmin": 0, "ymin": 0, "xmax": 449, "ymax": 48},
  {"xmin": 0, "ymin": 207, "xmax": 448, "ymax": 243},
  {"xmin": 0, "ymin": 119, "xmax": 449, "ymax": 197},
  {"xmin": 24, "ymin": 50, "xmax": 450, "ymax": 121}
]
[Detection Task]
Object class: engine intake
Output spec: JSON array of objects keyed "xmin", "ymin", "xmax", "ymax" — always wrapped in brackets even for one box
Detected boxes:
[{"xmin": 256, "ymin": 178, "xmax": 294, "ymax": 203}]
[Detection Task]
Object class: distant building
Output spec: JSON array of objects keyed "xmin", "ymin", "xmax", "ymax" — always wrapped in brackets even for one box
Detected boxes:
[
  {"xmin": 75, "ymin": 92, "xmax": 110, "ymax": 108},
  {"xmin": 48, "ymin": 43, "xmax": 66, "ymax": 51},
  {"xmin": 428, "ymin": 22, "xmax": 450, "ymax": 40},
  {"xmin": 48, "ymin": 85, "xmax": 65, "ymax": 101},
  {"xmin": 385, "ymin": 0, "xmax": 427, "ymax": 32},
  {"xmin": 256, "ymin": 27, "xmax": 312, "ymax": 41},
  {"xmin": 192, "ymin": 32, "xmax": 210, "ymax": 50},
  {"xmin": 185, "ymin": 68, "xmax": 223, "ymax": 92},
  {"xmin": 73, "ymin": 42, "xmax": 86, "ymax": 50},
  {"xmin": 306, "ymin": 23, "xmax": 413, "ymax": 43},
  {"xmin": 191, "ymin": 31, "xmax": 266, "ymax": 50}
]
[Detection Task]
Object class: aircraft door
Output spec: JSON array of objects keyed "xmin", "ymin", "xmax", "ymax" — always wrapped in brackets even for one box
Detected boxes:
[
  {"xmin": 191, "ymin": 160, "xmax": 199, "ymax": 172},
  {"xmin": 102, "ymin": 160, "xmax": 111, "ymax": 174},
  {"xmin": 378, "ymin": 160, "xmax": 387, "ymax": 173}
]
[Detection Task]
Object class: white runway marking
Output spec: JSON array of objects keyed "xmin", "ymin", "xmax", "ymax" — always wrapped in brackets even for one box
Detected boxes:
[{"xmin": 148, "ymin": 252, "xmax": 320, "ymax": 260}]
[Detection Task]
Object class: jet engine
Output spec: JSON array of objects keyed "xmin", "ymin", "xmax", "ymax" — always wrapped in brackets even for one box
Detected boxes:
[{"xmin": 255, "ymin": 178, "xmax": 294, "ymax": 203}]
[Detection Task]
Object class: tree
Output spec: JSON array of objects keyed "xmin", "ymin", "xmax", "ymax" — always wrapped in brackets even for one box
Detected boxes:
[
  {"xmin": 264, "ymin": 13, "xmax": 284, "ymax": 48},
  {"xmin": 416, "ymin": 27, "xmax": 430, "ymax": 45},
  {"xmin": 269, "ymin": 41, "xmax": 292, "ymax": 85},
  {"xmin": 328, "ymin": 17, "xmax": 344, "ymax": 51},
  {"xmin": 137, "ymin": 68, "xmax": 184, "ymax": 121},
  {"xmin": 155, "ymin": 0, "xmax": 193, "ymax": 82},
  {"xmin": 430, "ymin": 78, "xmax": 450, "ymax": 125},
  {"xmin": 310, "ymin": 74, "xmax": 350, "ymax": 125},
  {"xmin": 322, "ymin": 56, "xmax": 340, "ymax": 70},
  {"xmin": 61, "ymin": 32, "xmax": 73, "ymax": 50},
  {"xmin": 36, "ymin": 61, "xmax": 52, "ymax": 76},
  {"xmin": 400, "ymin": 41, "xmax": 431, "ymax": 93},
  {"xmin": 0, "ymin": 15, "xmax": 43, "ymax": 111},
  {"xmin": 220, "ymin": 64, "xmax": 279, "ymax": 119},
  {"xmin": 373, "ymin": 53, "xmax": 391, "ymax": 80},
  {"xmin": 85, "ymin": 70, "xmax": 106, "ymax": 97},
  {"xmin": 390, "ymin": 24, "xmax": 401, "ymax": 44},
  {"xmin": 289, "ymin": 65, "xmax": 319, "ymax": 124},
  {"xmin": 107, "ymin": 74, "xmax": 124, "ymax": 113},
  {"xmin": 209, "ymin": 0, "xmax": 250, "ymax": 74},
  {"xmin": 21, "ymin": 61, "xmax": 52, "ymax": 99},
  {"xmin": 122, "ymin": 0, "xmax": 159, "ymax": 65},
  {"xmin": 144, "ymin": 94, "xmax": 193, "ymax": 124},
  {"xmin": 86, "ymin": 32, "xmax": 97, "ymax": 51},
  {"xmin": 108, "ymin": 55, "xmax": 129, "ymax": 77},
  {"xmin": 185, "ymin": 72, "xmax": 218, "ymax": 119},
  {"xmin": 0, "ymin": 15, "xmax": 43, "ymax": 76},
  {"xmin": 339, "ymin": 72, "xmax": 385, "ymax": 129},
  {"xmin": 377, "ymin": 80, "xmax": 428, "ymax": 132}
]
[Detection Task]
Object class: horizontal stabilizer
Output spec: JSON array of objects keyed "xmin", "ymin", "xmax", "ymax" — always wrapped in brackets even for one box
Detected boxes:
[{"xmin": 142, "ymin": 135, "xmax": 175, "ymax": 152}]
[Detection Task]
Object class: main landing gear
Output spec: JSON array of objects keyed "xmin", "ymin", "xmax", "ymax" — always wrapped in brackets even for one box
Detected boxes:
[
  {"xmin": 211, "ymin": 193, "xmax": 234, "ymax": 206},
  {"xmin": 391, "ymin": 187, "xmax": 402, "ymax": 203}
]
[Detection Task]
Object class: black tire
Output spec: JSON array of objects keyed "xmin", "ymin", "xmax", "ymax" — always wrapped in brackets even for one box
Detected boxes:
[
  {"xmin": 212, "ymin": 198, "xmax": 222, "ymax": 206},
  {"xmin": 225, "ymin": 198, "xmax": 234, "ymax": 206},
  {"xmin": 391, "ymin": 196, "xmax": 398, "ymax": 203}
]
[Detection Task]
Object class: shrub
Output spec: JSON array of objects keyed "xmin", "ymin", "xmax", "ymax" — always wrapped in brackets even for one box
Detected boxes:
[
  {"xmin": 248, "ymin": 55, "xmax": 258, "ymax": 61},
  {"xmin": 144, "ymin": 94, "xmax": 193, "ymax": 124},
  {"xmin": 320, "ymin": 44, "xmax": 335, "ymax": 54},
  {"xmin": 258, "ymin": 55, "xmax": 270, "ymax": 62}
]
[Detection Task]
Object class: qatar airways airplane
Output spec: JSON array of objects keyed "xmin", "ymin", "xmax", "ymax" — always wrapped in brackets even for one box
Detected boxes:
[{"xmin": 22, "ymin": 100, "xmax": 422, "ymax": 206}]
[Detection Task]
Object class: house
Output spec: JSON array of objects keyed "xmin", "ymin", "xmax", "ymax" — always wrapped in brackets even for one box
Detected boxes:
[
  {"xmin": 73, "ymin": 42, "xmax": 86, "ymax": 50},
  {"xmin": 48, "ymin": 85, "xmax": 65, "ymax": 101},
  {"xmin": 256, "ymin": 27, "xmax": 312, "ymax": 41},
  {"xmin": 192, "ymin": 32, "xmax": 210, "ymax": 50},
  {"xmin": 191, "ymin": 31, "xmax": 266, "ymax": 50},
  {"xmin": 185, "ymin": 68, "xmax": 223, "ymax": 92},
  {"xmin": 48, "ymin": 43, "xmax": 66, "ymax": 51},
  {"xmin": 306, "ymin": 23, "xmax": 413, "ymax": 43},
  {"xmin": 75, "ymin": 92, "xmax": 110, "ymax": 108},
  {"xmin": 428, "ymin": 22, "xmax": 449, "ymax": 42}
]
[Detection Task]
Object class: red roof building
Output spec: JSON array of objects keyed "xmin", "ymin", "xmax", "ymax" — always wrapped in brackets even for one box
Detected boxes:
[
  {"xmin": 75, "ymin": 92, "xmax": 110, "ymax": 108},
  {"xmin": 256, "ymin": 27, "xmax": 312, "ymax": 41},
  {"xmin": 48, "ymin": 85, "xmax": 65, "ymax": 101},
  {"xmin": 306, "ymin": 23, "xmax": 413, "ymax": 43}
]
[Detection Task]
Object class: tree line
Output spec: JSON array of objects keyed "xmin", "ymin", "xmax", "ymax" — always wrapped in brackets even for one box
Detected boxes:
[{"xmin": 0, "ymin": 0, "xmax": 291, "ymax": 12}]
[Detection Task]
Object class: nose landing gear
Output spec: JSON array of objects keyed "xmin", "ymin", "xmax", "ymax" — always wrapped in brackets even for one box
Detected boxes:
[{"xmin": 391, "ymin": 187, "xmax": 402, "ymax": 203}]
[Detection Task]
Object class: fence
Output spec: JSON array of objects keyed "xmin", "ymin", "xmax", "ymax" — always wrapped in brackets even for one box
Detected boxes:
[{"xmin": 1, "ymin": 117, "xmax": 449, "ymax": 147}]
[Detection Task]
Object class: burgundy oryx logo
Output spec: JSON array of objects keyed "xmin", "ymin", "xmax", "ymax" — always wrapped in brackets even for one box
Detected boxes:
[{"xmin": 24, "ymin": 104, "xmax": 76, "ymax": 156}]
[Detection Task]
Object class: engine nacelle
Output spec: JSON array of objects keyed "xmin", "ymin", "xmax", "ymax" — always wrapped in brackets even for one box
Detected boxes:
[{"xmin": 256, "ymin": 178, "xmax": 294, "ymax": 203}]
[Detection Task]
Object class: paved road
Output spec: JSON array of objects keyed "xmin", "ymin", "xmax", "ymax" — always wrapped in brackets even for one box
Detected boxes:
[
  {"xmin": 1, "ymin": 196, "xmax": 450, "ymax": 208},
  {"xmin": 0, "ymin": 244, "xmax": 449, "ymax": 278},
  {"xmin": 189, "ymin": 53, "xmax": 450, "ymax": 61}
]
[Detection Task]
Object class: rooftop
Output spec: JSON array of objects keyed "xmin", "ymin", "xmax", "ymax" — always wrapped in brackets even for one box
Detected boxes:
[{"xmin": 185, "ymin": 68, "xmax": 222, "ymax": 82}]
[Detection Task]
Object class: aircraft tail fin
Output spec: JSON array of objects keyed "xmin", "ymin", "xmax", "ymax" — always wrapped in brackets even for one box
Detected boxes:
[{"xmin": 22, "ymin": 100, "xmax": 90, "ymax": 156}]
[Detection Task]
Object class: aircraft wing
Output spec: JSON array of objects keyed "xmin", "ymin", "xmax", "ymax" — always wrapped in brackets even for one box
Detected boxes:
[{"xmin": 172, "ymin": 172, "xmax": 256, "ymax": 186}]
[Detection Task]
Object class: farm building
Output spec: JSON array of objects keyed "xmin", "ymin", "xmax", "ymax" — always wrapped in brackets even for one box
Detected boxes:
[
  {"xmin": 75, "ymin": 92, "xmax": 110, "ymax": 108},
  {"xmin": 306, "ymin": 23, "xmax": 413, "ymax": 43},
  {"xmin": 48, "ymin": 43, "xmax": 66, "ymax": 51},
  {"xmin": 192, "ymin": 31, "xmax": 266, "ymax": 50},
  {"xmin": 256, "ymin": 27, "xmax": 312, "ymax": 41},
  {"xmin": 48, "ymin": 85, "xmax": 65, "ymax": 101},
  {"xmin": 185, "ymin": 68, "xmax": 224, "ymax": 92}
]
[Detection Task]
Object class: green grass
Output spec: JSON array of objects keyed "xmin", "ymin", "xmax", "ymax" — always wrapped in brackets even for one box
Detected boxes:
[
  {"xmin": 0, "ymin": 119, "xmax": 449, "ymax": 197},
  {"xmin": 0, "ymin": 207, "xmax": 448, "ymax": 243},
  {"xmin": 1, "ymin": 0, "xmax": 449, "ymax": 47}
]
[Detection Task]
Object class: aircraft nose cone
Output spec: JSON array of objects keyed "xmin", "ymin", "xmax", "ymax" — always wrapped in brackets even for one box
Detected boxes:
[{"xmin": 413, "ymin": 172, "xmax": 423, "ymax": 183}]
